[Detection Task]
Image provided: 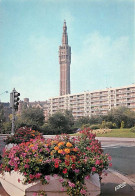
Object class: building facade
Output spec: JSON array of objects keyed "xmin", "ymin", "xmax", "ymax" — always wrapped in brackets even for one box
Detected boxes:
[
  {"xmin": 59, "ymin": 21, "xmax": 71, "ymax": 96},
  {"xmin": 49, "ymin": 84, "xmax": 135, "ymax": 119}
]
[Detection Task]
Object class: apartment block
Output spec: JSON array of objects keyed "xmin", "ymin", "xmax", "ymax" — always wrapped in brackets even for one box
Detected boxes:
[{"xmin": 49, "ymin": 84, "xmax": 135, "ymax": 119}]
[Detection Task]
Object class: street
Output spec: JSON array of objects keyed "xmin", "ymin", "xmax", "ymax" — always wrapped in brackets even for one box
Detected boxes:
[{"xmin": 101, "ymin": 141, "xmax": 135, "ymax": 182}]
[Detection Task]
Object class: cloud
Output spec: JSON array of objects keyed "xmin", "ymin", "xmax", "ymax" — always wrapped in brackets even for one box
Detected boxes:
[{"xmin": 71, "ymin": 32, "xmax": 134, "ymax": 93}]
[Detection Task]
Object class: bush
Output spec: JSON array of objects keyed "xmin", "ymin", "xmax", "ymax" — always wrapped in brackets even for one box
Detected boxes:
[
  {"xmin": 4, "ymin": 127, "xmax": 43, "ymax": 144},
  {"xmin": 90, "ymin": 124, "xmax": 100, "ymax": 130},
  {"xmin": 100, "ymin": 121, "xmax": 115, "ymax": 129},
  {"xmin": 120, "ymin": 121, "xmax": 125, "ymax": 129},
  {"xmin": 130, "ymin": 126, "xmax": 135, "ymax": 133}
]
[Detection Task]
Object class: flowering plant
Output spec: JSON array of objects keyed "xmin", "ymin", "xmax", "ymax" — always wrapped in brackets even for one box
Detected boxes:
[
  {"xmin": 1, "ymin": 128, "xmax": 111, "ymax": 196},
  {"xmin": 4, "ymin": 127, "xmax": 43, "ymax": 144}
]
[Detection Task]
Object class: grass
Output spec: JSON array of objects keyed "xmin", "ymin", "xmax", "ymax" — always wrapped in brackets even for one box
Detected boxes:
[
  {"xmin": 72, "ymin": 128, "xmax": 135, "ymax": 138},
  {"xmin": 96, "ymin": 128, "xmax": 135, "ymax": 138}
]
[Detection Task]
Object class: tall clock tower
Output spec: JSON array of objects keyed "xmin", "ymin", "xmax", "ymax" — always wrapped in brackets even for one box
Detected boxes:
[{"xmin": 59, "ymin": 20, "xmax": 71, "ymax": 96}]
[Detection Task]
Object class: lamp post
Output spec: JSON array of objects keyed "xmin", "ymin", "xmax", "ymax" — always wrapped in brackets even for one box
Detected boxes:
[{"xmin": 0, "ymin": 91, "xmax": 8, "ymax": 96}]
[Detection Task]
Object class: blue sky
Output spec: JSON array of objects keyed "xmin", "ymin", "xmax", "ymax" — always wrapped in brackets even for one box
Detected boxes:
[{"xmin": 0, "ymin": 0, "xmax": 134, "ymax": 102}]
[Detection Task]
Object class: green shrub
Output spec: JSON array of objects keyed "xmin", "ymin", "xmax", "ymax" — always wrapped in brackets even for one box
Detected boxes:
[
  {"xmin": 100, "ymin": 121, "xmax": 115, "ymax": 129},
  {"xmin": 4, "ymin": 127, "xmax": 43, "ymax": 144},
  {"xmin": 120, "ymin": 121, "xmax": 125, "ymax": 129},
  {"xmin": 130, "ymin": 126, "xmax": 135, "ymax": 133},
  {"xmin": 90, "ymin": 124, "xmax": 100, "ymax": 130}
]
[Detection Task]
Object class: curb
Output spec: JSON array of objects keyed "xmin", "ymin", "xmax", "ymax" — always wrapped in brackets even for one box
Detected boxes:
[
  {"xmin": 108, "ymin": 168, "xmax": 135, "ymax": 190},
  {"xmin": 96, "ymin": 137, "xmax": 135, "ymax": 143}
]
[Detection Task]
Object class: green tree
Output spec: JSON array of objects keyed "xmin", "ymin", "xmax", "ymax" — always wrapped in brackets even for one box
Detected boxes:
[
  {"xmin": 44, "ymin": 110, "xmax": 74, "ymax": 135},
  {"xmin": 0, "ymin": 103, "xmax": 6, "ymax": 133},
  {"xmin": 107, "ymin": 106, "xmax": 135, "ymax": 128},
  {"xmin": 2, "ymin": 121, "xmax": 12, "ymax": 133},
  {"xmin": 74, "ymin": 116, "xmax": 90, "ymax": 128},
  {"xmin": 15, "ymin": 107, "xmax": 45, "ymax": 130}
]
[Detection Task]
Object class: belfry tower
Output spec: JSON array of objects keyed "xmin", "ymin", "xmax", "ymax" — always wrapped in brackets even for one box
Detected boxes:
[{"xmin": 59, "ymin": 20, "xmax": 71, "ymax": 96}]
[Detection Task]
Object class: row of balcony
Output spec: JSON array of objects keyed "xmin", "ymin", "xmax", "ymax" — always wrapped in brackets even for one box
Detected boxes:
[
  {"xmin": 51, "ymin": 93, "xmax": 135, "ymax": 104},
  {"xmin": 51, "ymin": 97, "xmax": 135, "ymax": 107}
]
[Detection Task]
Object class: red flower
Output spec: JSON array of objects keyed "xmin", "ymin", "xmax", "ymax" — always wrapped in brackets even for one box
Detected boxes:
[
  {"xmin": 29, "ymin": 174, "xmax": 34, "ymax": 179},
  {"xmin": 18, "ymin": 178, "xmax": 21, "ymax": 183},
  {"xmin": 95, "ymin": 160, "xmax": 100, "ymax": 165},
  {"xmin": 109, "ymin": 163, "xmax": 112, "ymax": 167},
  {"xmin": 35, "ymin": 173, "xmax": 41, "ymax": 179},
  {"xmin": 71, "ymin": 164, "xmax": 76, "ymax": 170},
  {"xmin": 92, "ymin": 167, "xmax": 96, "ymax": 172},
  {"xmin": 63, "ymin": 168, "xmax": 67, "ymax": 174},
  {"xmin": 65, "ymin": 160, "xmax": 70, "ymax": 166},
  {"xmin": 55, "ymin": 162, "xmax": 59, "ymax": 168}
]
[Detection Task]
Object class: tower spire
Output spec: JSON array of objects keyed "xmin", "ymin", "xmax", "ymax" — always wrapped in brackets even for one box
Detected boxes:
[
  {"xmin": 59, "ymin": 21, "xmax": 71, "ymax": 96},
  {"xmin": 62, "ymin": 20, "xmax": 68, "ymax": 45}
]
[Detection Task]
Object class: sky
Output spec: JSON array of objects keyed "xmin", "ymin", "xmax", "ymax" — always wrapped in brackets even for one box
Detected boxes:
[{"xmin": 0, "ymin": 0, "xmax": 135, "ymax": 102}]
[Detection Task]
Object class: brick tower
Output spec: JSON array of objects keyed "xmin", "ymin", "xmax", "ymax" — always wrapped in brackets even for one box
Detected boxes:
[{"xmin": 59, "ymin": 20, "xmax": 71, "ymax": 96}]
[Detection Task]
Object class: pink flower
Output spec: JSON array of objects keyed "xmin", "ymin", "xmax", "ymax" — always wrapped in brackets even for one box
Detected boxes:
[
  {"xmin": 108, "ymin": 156, "xmax": 112, "ymax": 161},
  {"xmin": 68, "ymin": 181, "xmax": 75, "ymax": 187},
  {"xmin": 80, "ymin": 188, "xmax": 86, "ymax": 195},
  {"xmin": 29, "ymin": 174, "xmax": 34, "ymax": 179},
  {"xmin": 24, "ymin": 164, "xmax": 29, "ymax": 169},
  {"xmin": 59, "ymin": 178, "xmax": 64, "ymax": 183},
  {"xmin": 85, "ymin": 175, "xmax": 90, "ymax": 180},
  {"xmin": 109, "ymin": 163, "xmax": 112, "ymax": 167},
  {"xmin": 32, "ymin": 193, "xmax": 37, "ymax": 196},
  {"xmin": 92, "ymin": 167, "xmax": 96, "ymax": 172},
  {"xmin": 95, "ymin": 160, "xmax": 100, "ymax": 165},
  {"xmin": 74, "ymin": 169, "xmax": 80, "ymax": 173},
  {"xmin": 35, "ymin": 173, "xmax": 41, "ymax": 179},
  {"xmin": 18, "ymin": 178, "xmax": 21, "ymax": 183},
  {"xmin": 86, "ymin": 146, "xmax": 91, "ymax": 150},
  {"xmin": 45, "ymin": 175, "xmax": 50, "ymax": 182}
]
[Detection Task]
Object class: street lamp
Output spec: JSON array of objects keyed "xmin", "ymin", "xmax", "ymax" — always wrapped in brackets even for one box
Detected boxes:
[{"xmin": 0, "ymin": 91, "xmax": 8, "ymax": 96}]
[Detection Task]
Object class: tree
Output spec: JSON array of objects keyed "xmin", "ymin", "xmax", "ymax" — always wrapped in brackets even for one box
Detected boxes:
[
  {"xmin": 44, "ymin": 110, "xmax": 74, "ymax": 135},
  {"xmin": 15, "ymin": 107, "xmax": 45, "ymax": 130},
  {"xmin": 74, "ymin": 116, "xmax": 90, "ymax": 128},
  {"xmin": 64, "ymin": 110, "xmax": 74, "ymax": 128},
  {"xmin": 107, "ymin": 106, "xmax": 135, "ymax": 128},
  {"xmin": 0, "ymin": 103, "xmax": 6, "ymax": 133},
  {"xmin": 2, "ymin": 121, "xmax": 12, "ymax": 133}
]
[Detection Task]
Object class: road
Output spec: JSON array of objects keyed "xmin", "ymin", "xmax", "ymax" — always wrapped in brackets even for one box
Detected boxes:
[{"xmin": 101, "ymin": 141, "xmax": 135, "ymax": 183}]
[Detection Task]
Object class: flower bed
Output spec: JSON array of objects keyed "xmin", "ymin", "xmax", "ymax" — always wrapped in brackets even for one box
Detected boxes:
[
  {"xmin": 4, "ymin": 127, "xmax": 43, "ymax": 144},
  {"xmin": 0, "ymin": 128, "xmax": 112, "ymax": 196}
]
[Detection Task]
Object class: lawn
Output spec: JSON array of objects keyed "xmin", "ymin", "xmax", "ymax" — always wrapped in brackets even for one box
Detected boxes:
[{"xmin": 96, "ymin": 128, "xmax": 135, "ymax": 138}]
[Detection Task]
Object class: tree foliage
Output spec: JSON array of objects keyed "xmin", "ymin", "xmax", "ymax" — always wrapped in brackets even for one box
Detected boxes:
[
  {"xmin": 0, "ymin": 103, "xmax": 6, "ymax": 133},
  {"xmin": 43, "ymin": 110, "xmax": 74, "ymax": 135},
  {"xmin": 74, "ymin": 106, "xmax": 135, "ymax": 129},
  {"xmin": 15, "ymin": 107, "xmax": 45, "ymax": 130}
]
